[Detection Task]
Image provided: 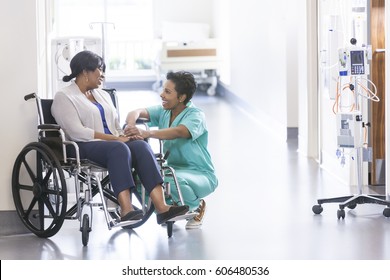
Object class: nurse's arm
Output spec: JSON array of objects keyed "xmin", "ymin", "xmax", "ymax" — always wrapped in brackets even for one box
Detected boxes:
[
  {"xmin": 125, "ymin": 108, "xmax": 150, "ymax": 126},
  {"xmin": 147, "ymin": 125, "xmax": 191, "ymax": 140}
]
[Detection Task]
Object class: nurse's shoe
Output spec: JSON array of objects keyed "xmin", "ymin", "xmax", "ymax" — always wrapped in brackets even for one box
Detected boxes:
[{"xmin": 186, "ymin": 199, "xmax": 206, "ymax": 229}]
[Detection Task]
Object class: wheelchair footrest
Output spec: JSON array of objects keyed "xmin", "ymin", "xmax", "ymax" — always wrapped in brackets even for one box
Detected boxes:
[
  {"xmin": 107, "ymin": 207, "xmax": 119, "ymax": 213},
  {"xmin": 167, "ymin": 211, "xmax": 197, "ymax": 222},
  {"xmin": 112, "ymin": 219, "xmax": 142, "ymax": 228}
]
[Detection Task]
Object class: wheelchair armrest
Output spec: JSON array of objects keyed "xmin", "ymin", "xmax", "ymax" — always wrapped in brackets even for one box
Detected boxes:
[
  {"xmin": 122, "ymin": 118, "xmax": 149, "ymax": 130},
  {"xmin": 62, "ymin": 140, "xmax": 81, "ymax": 168},
  {"xmin": 37, "ymin": 125, "xmax": 82, "ymax": 170},
  {"xmin": 136, "ymin": 118, "xmax": 149, "ymax": 124},
  {"xmin": 38, "ymin": 124, "xmax": 61, "ymax": 130}
]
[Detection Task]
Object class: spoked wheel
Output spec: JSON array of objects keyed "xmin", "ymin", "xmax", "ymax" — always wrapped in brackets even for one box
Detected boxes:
[
  {"xmin": 12, "ymin": 142, "xmax": 67, "ymax": 238},
  {"xmin": 122, "ymin": 185, "xmax": 155, "ymax": 229}
]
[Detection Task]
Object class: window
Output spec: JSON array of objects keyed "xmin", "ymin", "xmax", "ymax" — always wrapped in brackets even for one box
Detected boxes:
[{"xmin": 54, "ymin": 0, "xmax": 156, "ymax": 80}]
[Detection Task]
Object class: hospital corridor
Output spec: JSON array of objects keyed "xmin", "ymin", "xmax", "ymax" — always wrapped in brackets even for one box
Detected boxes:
[
  {"xmin": 1, "ymin": 89, "xmax": 390, "ymax": 260},
  {"xmin": 2, "ymin": 0, "xmax": 390, "ymax": 271}
]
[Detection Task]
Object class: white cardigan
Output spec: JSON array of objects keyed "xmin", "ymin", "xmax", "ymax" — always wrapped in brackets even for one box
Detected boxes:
[{"xmin": 51, "ymin": 82, "xmax": 123, "ymax": 141}]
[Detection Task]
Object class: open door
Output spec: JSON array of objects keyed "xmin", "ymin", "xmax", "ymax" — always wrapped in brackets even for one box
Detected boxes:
[{"xmin": 370, "ymin": 0, "xmax": 386, "ymax": 185}]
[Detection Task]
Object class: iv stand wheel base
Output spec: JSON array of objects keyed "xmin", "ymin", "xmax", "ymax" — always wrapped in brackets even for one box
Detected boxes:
[
  {"xmin": 337, "ymin": 209, "xmax": 345, "ymax": 219},
  {"xmin": 312, "ymin": 194, "xmax": 390, "ymax": 219},
  {"xmin": 312, "ymin": 195, "xmax": 352, "ymax": 216},
  {"xmin": 312, "ymin": 205, "xmax": 323, "ymax": 214}
]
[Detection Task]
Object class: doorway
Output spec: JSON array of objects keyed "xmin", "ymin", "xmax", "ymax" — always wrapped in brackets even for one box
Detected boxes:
[{"xmin": 369, "ymin": 0, "xmax": 386, "ymax": 186}]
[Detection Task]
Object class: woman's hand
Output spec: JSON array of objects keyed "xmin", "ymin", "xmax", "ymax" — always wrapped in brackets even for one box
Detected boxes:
[
  {"xmin": 124, "ymin": 125, "xmax": 148, "ymax": 139},
  {"xmin": 117, "ymin": 135, "xmax": 131, "ymax": 142}
]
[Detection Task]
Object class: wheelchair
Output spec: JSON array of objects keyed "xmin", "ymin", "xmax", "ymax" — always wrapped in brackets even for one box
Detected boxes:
[{"xmin": 11, "ymin": 90, "xmax": 196, "ymax": 246}]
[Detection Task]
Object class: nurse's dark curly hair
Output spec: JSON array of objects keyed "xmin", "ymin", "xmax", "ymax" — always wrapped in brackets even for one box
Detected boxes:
[
  {"xmin": 166, "ymin": 71, "xmax": 197, "ymax": 104},
  {"xmin": 62, "ymin": 50, "xmax": 106, "ymax": 82}
]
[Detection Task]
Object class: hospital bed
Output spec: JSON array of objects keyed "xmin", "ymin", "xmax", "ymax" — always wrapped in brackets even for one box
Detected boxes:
[{"xmin": 157, "ymin": 39, "xmax": 220, "ymax": 96}]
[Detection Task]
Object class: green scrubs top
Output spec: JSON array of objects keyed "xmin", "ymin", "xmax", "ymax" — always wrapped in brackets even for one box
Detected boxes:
[{"xmin": 147, "ymin": 102, "xmax": 218, "ymax": 209}]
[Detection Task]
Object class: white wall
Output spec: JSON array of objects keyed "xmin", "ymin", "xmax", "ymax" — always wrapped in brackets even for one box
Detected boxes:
[
  {"xmin": 213, "ymin": 0, "xmax": 231, "ymax": 85},
  {"xmin": 0, "ymin": 0, "xmax": 38, "ymax": 211},
  {"xmin": 218, "ymin": 0, "xmax": 292, "ymax": 139},
  {"xmin": 285, "ymin": 0, "xmax": 299, "ymax": 129},
  {"xmin": 153, "ymin": 0, "xmax": 214, "ymax": 38},
  {"xmin": 298, "ymin": 0, "xmax": 319, "ymax": 159},
  {"xmin": 386, "ymin": 3, "xmax": 390, "ymax": 200}
]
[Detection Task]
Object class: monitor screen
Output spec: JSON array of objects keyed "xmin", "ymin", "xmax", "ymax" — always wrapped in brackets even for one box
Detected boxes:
[{"xmin": 350, "ymin": 50, "xmax": 365, "ymax": 75}]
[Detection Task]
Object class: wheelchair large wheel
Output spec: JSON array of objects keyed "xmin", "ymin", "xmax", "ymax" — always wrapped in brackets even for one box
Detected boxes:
[{"xmin": 12, "ymin": 142, "xmax": 67, "ymax": 238}]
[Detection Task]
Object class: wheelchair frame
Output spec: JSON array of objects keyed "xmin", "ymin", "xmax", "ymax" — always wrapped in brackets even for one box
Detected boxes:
[{"xmin": 11, "ymin": 91, "xmax": 195, "ymax": 246}]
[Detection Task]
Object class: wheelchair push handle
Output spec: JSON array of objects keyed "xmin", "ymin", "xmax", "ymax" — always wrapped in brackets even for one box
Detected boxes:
[{"xmin": 24, "ymin": 93, "xmax": 36, "ymax": 101}]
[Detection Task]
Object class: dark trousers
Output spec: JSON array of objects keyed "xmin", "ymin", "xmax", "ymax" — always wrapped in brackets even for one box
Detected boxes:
[{"xmin": 69, "ymin": 140, "xmax": 163, "ymax": 197}]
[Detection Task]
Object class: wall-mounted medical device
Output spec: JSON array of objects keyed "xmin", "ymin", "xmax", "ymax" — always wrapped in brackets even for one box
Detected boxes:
[{"xmin": 51, "ymin": 37, "xmax": 102, "ymax": 94}]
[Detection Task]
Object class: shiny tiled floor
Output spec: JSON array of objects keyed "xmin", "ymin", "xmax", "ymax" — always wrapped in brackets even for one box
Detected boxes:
[{"xmin": 1, "ymin": 90, "xmax": 390, "ymax": 260}]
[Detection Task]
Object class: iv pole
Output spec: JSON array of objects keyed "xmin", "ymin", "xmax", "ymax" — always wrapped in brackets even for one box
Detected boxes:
[
  {"xmin": 89, "ymin": 22, "xmax": 115, "ymax": 62},
  {"xmin": 312, "ymin": 38, "xmax": 390, "ymax": 219}
]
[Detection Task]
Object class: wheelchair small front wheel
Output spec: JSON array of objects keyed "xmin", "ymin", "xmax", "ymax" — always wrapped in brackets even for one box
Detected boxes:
[
  {"xmin": 81, "ymin": 214, "xmax": 90, "ymax": 246},
  {"xmin": 166, "ymin": 221, "xmax": 174, "ymax": 238},
  {"xmin": 12, "ymin": 142, "xmax": 67, "ymax": 238},
  {"xmin": 383, "ymin": 207, "xmax": 390, "ymax": 218}
]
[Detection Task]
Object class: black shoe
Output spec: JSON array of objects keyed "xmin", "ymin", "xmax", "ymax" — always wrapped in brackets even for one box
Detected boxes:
[
  {"xmin": 156, "ymin": 205, "xmax": 189, "ymax": 224},
  {"xmin": 121, "ymin": 210, "xmax": 143, "ymax": 222}
]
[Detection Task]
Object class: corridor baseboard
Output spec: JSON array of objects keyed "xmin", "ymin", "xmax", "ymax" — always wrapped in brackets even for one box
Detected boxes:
[{"xmin": 0, "ymin": 211, "xmax": 30, "ymax": 236}]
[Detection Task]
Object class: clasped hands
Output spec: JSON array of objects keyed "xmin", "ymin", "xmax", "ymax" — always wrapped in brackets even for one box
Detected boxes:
[{"xmin": 123, "ymin": 125, "xmax": 148, "ymax": 141}]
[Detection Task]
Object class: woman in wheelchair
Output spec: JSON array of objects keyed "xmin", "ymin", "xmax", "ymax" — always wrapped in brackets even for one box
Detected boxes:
[
  {"xmin": 51, "ymin": 50, "xmax": 189, "ymax": 224},
  {"xmin": 124, "ymin": 71, "xmax": 218, "ymax": 229}
]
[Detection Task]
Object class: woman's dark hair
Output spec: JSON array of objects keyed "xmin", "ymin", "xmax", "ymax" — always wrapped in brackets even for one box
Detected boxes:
[
  {"xmin": 166, "ymin": 71, "xmax": 197, "ymax": 104},
  {"xmin": 62, "ymin": 50, "xmax": 106, "ymax": 82}
]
